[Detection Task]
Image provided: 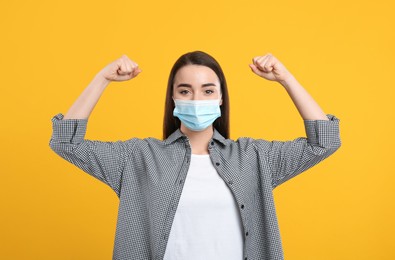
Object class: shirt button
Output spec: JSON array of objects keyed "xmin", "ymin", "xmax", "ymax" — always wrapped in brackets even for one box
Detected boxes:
[
  {"xmin": 246, "ymin": 232, "xmax": 249, "ymax": 236},
  {"xmin": 216, "ymin": 162, "xmax": 220, "ymax": 166},
  {"xmin": 179, "ymin": 179, "xmax": 183, "ymax": 184},
  {"xmin": 241, "ymin": 204, "xmax": 244, "ymax": 209},
  {"xmin": 211, "ymin": 141, "xmax": 214, "ymax": 145},
  {"xmin": 244, "ymin": 257, "xmax": 247, "ymax": 260}
]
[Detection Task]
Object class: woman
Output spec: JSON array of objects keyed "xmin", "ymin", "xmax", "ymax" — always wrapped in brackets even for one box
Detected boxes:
[{"xmin": 49, "ymin": 51, "xmax": 341, "ymax": 260}]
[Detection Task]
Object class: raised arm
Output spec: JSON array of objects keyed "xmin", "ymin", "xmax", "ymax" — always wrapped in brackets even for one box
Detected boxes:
[
  {"xmin": 63, "ymin": 54, "xmax": 142, "ymax": 119},
  {"xmin": 249, "ymin": 53, "xmax": 328, "ymax": 121},
  {"xmin": 249, "ymin": 53, "xmax": 341, "ymax": 188},
  {"xmin": 49, "ymin": 54, "xmax": 142, "ymax": 196}
]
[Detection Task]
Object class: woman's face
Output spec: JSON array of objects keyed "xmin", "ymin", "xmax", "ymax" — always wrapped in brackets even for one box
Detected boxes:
[{"xmin": 172, "ymin": 65, "xmax": 223, "ymax": 105}]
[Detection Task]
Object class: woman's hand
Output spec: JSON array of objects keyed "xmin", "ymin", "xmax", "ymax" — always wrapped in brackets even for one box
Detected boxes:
[
  {"xmin": 98, "ymin": 54, "xmax": 142, "ymax": 82},
  {"xmin": 249, "ymin": 53, "xmax": 292, "ymax": 83}
]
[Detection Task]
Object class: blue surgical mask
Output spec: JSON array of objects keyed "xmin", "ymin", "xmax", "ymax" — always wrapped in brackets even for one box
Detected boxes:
[{"xmin": 173, "ymin": 96, "xmax": 222, "ymax": 131}]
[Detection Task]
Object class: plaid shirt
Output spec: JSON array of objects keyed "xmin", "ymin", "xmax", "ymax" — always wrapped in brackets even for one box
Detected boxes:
[{"xmin": 49, "ymin": 113, "xmax": 341, "ymax": 260}]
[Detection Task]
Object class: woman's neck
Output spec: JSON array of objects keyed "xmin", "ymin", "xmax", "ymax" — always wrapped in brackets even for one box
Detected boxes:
[{"xmin": 180, "ymin": 124, "xmax": 214, "ymax": 154}]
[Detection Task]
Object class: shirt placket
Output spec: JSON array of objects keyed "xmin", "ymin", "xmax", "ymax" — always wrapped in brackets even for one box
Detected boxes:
[
  {"xmin": 157, "ymin": 136, "xmax": 192, "ymax": 260},
  {"xmin": 208, "ymin": 139, "xmax": 251, "ymax": 260}
]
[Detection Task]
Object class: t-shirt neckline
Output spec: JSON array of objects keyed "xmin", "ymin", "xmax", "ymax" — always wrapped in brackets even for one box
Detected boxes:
[{"xmin": 191, "ymin": 153, "xmax": 210, "ymax": 157}]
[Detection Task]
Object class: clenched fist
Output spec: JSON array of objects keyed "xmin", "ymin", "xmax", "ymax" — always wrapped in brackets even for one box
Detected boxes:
[
  {"xmin": 99, "ymin": 54, "xmax": 142, "ymax": 82},
  {"xmin": 249, "ymin": 53, "xmax": 291, "ymax": 83}
]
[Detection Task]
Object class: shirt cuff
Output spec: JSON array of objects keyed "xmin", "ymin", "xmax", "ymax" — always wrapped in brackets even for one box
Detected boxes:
[
  {"xmin": 303, "ymin": 114, "xmax": 341, "ymax": 148},
  {"xmin": 51, "ymin": 113, "xmax": 88, "ymax": 144}
]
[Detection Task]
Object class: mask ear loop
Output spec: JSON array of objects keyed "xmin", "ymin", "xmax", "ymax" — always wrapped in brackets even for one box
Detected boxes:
[{"xmin": 216, "ymin": 92, "xmax": 222, "ymax": 128}]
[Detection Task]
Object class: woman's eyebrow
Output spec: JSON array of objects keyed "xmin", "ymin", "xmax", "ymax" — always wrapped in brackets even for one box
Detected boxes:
[{"xmin": 176, "ymin": 83, "xmax": 217, "ymax": 88}]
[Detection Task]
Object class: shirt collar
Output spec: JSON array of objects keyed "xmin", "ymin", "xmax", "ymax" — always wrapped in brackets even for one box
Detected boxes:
[{"xmin": 164, "ymin": 127, "xmax": 227, "ymax": 146}]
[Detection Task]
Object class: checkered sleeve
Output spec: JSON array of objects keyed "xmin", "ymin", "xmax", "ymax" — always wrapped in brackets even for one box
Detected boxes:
[
  {"xmin": 49, "ymin": 113, "xmax": 133, "ymax": 197},
  {"xmin": 253, "ymin": 114, "xmax": 341, "ymax": 189}
]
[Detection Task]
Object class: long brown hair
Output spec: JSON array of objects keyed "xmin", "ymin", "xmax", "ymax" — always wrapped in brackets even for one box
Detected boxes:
[{"xmin": 163, "ymin": 50, "xmax": 230, "ymax": 140}]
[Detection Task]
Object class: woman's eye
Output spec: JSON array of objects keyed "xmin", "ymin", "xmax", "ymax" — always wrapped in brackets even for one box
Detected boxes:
[
  {"xmin": 205, "ymin": 90, "xmax": 214, "ymax": 94},
  {"xmin": 180, "ymin": 90, "xmax": 189, "ymax": 95}
]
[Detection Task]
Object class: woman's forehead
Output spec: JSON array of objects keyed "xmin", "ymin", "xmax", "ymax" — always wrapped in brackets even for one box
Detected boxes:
[{"xmin": 174, "ymin": 65, "xmax": 220, "ymax": 84}]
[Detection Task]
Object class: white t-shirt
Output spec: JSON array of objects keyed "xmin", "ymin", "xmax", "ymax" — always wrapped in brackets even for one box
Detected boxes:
[{"xmin": 163, "ymin": 153, "xmax": 244, "ymax": 260}]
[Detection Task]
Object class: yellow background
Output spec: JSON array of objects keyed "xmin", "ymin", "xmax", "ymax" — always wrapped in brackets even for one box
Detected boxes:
[{"xmin": 1, "ymin": 0, "xmax": 394, "ymax": 259}]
